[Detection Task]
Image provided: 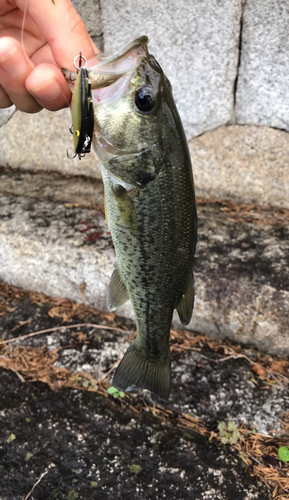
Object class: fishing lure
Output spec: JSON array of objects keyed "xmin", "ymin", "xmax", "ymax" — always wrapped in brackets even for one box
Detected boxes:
[{"xmin": 68, "ymin": 53, "xmax": 94, "ymax": 159}]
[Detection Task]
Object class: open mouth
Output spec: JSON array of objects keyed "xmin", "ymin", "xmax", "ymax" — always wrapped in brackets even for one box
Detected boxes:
[
  {"xmin": 88, "ymin": 37, "xmax": 148, "ymax": 92},
  {"xmin": 89, "ymin": 36, "xmax": 148, "ymax": 74}
]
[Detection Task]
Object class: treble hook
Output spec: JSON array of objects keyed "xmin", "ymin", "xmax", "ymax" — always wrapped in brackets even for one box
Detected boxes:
[{"xmin": 66, "ymin": 149, "xmax": 86, "ymax": 160}]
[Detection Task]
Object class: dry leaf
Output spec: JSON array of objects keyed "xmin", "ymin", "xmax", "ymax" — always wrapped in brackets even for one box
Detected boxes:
[{"xmin": 252, "ymin": 363, "xmax": 267, "ymax": 379}]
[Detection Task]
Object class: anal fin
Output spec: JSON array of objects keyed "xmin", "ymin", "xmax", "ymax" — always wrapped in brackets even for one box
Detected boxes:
[
  {"xmin": 176, "ymin": 273, "xmax": 195, "ymax": 326},
  {"xmin": 107, "ymin": 265, "xmax": 129, "ymax": 311}
]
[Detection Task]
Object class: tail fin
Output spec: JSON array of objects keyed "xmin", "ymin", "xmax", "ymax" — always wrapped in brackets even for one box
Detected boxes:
[{"xmin": 113, "ymin": 341, "xmax": 171, "ymax": 400}]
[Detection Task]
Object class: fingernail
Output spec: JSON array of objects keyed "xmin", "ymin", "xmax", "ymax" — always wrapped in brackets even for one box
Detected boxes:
[
  {"xmin": 30, "ymin": 77, "xmax": 62, "ymax": 102},
  {"xmin": 0, "ymin": 46, "xmax": 28, "ymax": 77}
]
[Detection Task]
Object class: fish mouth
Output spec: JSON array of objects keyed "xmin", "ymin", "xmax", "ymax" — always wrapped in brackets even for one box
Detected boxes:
[
  {"xmin": 88, "ymin": 36, "xmax": 148, "ymax": 90},
  {"xmin": 90, "ymin": 36, "xmax": 159, "ymax": 188},
  {"xmin": 91, "ymin": 36, "xmax": 148, "ymax": 72},
  {"xmin": 62, "ymin": 36, "xmax": 149, "ymax": 92},
  {"xmin": 91, "ymin": 37, "xmax": 152, "ymax": 160}
]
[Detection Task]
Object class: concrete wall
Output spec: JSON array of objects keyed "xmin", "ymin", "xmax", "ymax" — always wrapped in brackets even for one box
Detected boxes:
[{"xmin": 1, "ymin": 0, "xmax": 289, "ymax": 208}]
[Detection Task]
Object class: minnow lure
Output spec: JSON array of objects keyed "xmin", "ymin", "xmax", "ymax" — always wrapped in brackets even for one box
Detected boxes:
[{"xmin": 68, "ymin": 53, "xmax": 94, "ymax": 159}]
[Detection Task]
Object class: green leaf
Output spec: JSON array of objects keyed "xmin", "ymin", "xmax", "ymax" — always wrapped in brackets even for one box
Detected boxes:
[
  {"xmin": 67, "ymin": 491, "xmax": 79, "ymax": 500},
  {"xmin": 130, "ymin": 464, "xmax": 142, "ymax": 474},
  {"xmin": 107, "ymin": 386, "xmax": 125, "ymax": 398},
  {"xmin": 107, "ymin": 386, "xmax": 118, "ymax": 395},
  {"xmin": 25, "ymin": 417, "xmax": 31, "ymax": 423},
  {"xmin": 91, "ymin": 481, "xmax": 98, "ymax": 487},
  {"xmin": 278, "ymin": 446, "xmax": 289, "ymax": 462},
  {"xmin": 25, "ymin": 453, "xmax": 31, "ymax": 462},
  {"xmin": 183, "ymin": 432, "xmax": 194, "ymax": 440},
  {"xmin": 238, "ymin": 452, "xmax": 247, "ymax": 468},
  {"xmin": 218, "ymin": 421, "xmax": 241, "ymax": 445},
  {"xmin": 114, "ymin": 391, "xmax": 124, "ymax": 398},
  {"xmin": 7, "ymin": 434, "xmax": 16, "ymax": 443}
]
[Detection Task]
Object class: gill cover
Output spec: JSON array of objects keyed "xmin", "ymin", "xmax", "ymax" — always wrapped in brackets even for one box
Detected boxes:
[{"xmin": 69, "ymin": 56, "xmax": 94, "ymax": 159}]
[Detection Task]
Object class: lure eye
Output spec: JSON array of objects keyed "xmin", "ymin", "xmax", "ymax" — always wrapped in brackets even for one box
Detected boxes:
[{"xmin": 135, "ymin": 87, "xmax": 156, "ymax": 113}]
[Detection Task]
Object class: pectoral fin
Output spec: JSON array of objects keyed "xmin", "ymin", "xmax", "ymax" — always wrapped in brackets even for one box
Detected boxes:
[
  {"xmin": 176, "ymin": 273, "xmax": 195, "ymax": 326},
  {"xmin": 107, "ymin": 265, "xmax": 129, "ymax": 311}
]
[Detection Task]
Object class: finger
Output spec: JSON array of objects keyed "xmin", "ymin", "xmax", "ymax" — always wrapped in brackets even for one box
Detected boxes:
[
  {"xmin": 17, "ymin": 0, "xmax": 98, "ymax": 70},
  {"xmin": 30, "ymin": 42, "xmax": 56, "ymax": 67},
  {"xmin": 0, "ymin": 85, "xmax": 13, "ymax": 108},
  {"xmin": 26, "ymin": 63, "xmax": 71, "ymax": 111},
  {"xmin": 0, "ymin": 36, "xmax": 42, "ymax": 112},
  {"xmin": 0, "ymin": 36, "xmax": 30, "ymax": 78}
]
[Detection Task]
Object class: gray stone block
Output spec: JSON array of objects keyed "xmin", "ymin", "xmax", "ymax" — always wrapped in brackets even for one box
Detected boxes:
[
  {"xmin": 190, "ymin": 125, "xmax": 289, "ymax": 209},
  {"xmin": 236, "ymin": 0, "xmax": 289, "ymax": 129},
  {"xmin": 100, "ymin": 0, "xmax": 242, "ymax": 139},
  {"xmin": 0, "ymin": 171, "xmax": 288, "ymax": 357},
  {"xmin": 0, "ymin": 192, "xmax": 113, "ymax": 312},
  {"xmin": 72, "ymin": 0, "xmax": 102, "ymax": 37},
  {"xmin": 2, "ymin": 109, "xmax": 288, "ymax": 209},
  {"xmin": 0, "ymin": 108, "xmax": 102, "ymax": 179},
  {"xmin": 72, "ymin": 0, "xmax": 103, "ymax": 50},
  {"xmin": 191, "ymin": 200, "xmax": 289, "ymax": 357},
  {"xmin": 0, "ymin": 105, "xmax": 16, "ymax": 127},
  {"xmin": 0, "ymin": 167, "xmax": 104, "ymax": 207}
]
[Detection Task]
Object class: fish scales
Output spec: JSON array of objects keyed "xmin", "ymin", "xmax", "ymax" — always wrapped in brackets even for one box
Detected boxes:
[
  {"xmin": 100, "ymin": 106, "xmax": 196, "ymax": 398},
  {"xmin": 66, "ymin": 36, "xmax": 197, "ymax": 399}
]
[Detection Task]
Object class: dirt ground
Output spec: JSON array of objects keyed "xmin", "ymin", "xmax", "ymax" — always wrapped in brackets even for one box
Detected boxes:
[{"xmin": 0, "ymin": 281, "xmax": 288, "ymax": 500}]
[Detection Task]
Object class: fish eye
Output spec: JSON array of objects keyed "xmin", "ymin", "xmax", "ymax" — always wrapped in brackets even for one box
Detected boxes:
[{"xmin": 135, "ymin": 86, "xmax": 156, "ymax": 113}]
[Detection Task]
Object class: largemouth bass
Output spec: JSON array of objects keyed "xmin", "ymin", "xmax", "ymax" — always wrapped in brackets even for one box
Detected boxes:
[{"xmin": 65, "ymin": 37, "xmax": 197, "ymax": 399}]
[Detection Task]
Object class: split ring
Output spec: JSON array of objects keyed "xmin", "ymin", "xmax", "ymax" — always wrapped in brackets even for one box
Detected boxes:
[{"xmin": 73, "ymin": 53, "xmax": 88, "ymax": 71}]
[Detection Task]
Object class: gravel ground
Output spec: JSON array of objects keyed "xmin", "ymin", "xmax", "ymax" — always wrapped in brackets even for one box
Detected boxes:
[{"xmin": 1, "ymin": 286, "xmax": 286, "ymax": 499}]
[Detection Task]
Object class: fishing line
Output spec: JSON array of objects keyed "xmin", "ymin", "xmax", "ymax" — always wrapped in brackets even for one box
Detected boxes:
[{"xmin": 21, "ymin": 0, "xmax": 34, "ymax": 69}]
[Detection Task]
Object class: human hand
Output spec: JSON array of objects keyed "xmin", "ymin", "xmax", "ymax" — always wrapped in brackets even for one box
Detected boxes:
[{"xmin": 0, "ymin": 0, "xmax": 97, "ymax": 112}]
